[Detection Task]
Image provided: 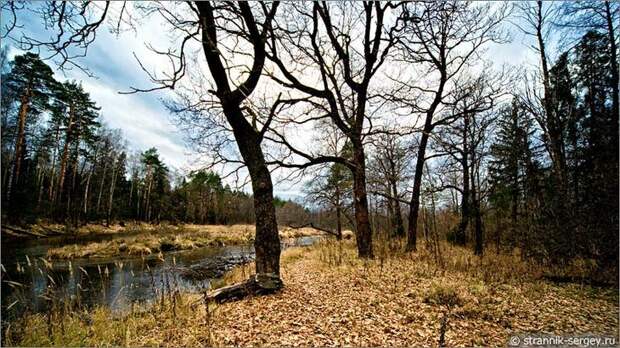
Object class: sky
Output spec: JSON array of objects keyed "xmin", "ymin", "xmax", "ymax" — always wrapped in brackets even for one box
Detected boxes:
[{"xmin": 0, "ymin": 2, "xmax": 546, "ymax": 201}]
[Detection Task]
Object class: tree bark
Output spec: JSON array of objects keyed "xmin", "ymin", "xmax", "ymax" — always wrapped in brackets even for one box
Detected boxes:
[
  {"xmin": 406, "ymin": 63, "xmax": 446, "ymax": 252},
  {"xmin": 48, "ymin": 123, "xmax": 61, "ymax": 201},
  {"xmin": 472, "ymin": 168, "xmax": 483, "ymax": 256},
  {"xmin": 107, "ymin": 155, "xmax": 118, "ymax": 227},
  {"xmin": 83, "ymin": 166, "xmax": 93, "ymax": 215},
  {"xmin": 35, "ymin": 163, "xmax": 45, "ymax": 211},
  {"xmin": 196, "ymin": 1, "xmax": 282, "ymax": 286},
  {"xmin": 67, "ymin": 110, "xmax": 83, "ymax": 222},
  {"xmin": 406, "ymin": 125, "xmax": 431, "ymax": 252},
  {"xmin": 227, "ymin": 104, "xmax": 282, "ymax": 276},
  {"xmin": 206, "ymin": 273, "xmax": 282, "ymax": 303},
  {"xmin": 96, "ymin": 160, "xmax": 108, "ymax": 215},
  {"xmin": 605, "ymin": 1, "xmax": 619, "ymax": 126},
  {"xmin": 56, "ymin": 102, "xmax": 75, "ymax": 206},
  {"xmin": 7, "ymin": 86, "xmax": 32, "ymax": 201},
  {"xmin": 391, "ymin": 187, "xmax": 405, "ymax": 237},
  {"xmin": 536, "ymin": 1, "xmax": 567, "ymax": 194},
  {"xmin": 335, "ymin": 186, "xmax": 343, "ymax": 240},
  {"xmin": 352, "ymin": 143, "xmax": 373, "ymax": 258},
  {"xmin": 456, "ymin": 113, "xmax": 470, "ymax": 245}
]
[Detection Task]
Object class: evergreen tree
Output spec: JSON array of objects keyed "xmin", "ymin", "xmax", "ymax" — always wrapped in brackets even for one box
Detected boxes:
[
  {"xmin": 489, "ymin": 99, "xmax": 537, "ymax": 250},
  {"xmin": 2, "ymin": 53, "xmax": 56, "ymax": 206},
  {"xmin": 573, "ymin": 30, "xmax": 618, "ymax": 268}
]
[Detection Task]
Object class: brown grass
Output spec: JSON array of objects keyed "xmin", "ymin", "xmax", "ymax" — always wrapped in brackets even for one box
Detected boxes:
[
  {"xmin": 46, "ymin": 224, "xmax": 325, "ymax": 259},
  {"xmin": 8, "ymin": 239, "xmax": 618, "ymax": 347}
]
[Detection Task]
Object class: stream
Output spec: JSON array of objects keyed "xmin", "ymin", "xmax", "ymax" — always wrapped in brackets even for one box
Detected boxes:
[{"xmin": 0, "ymin": 233, "xmax": 322, "ymax": 322}]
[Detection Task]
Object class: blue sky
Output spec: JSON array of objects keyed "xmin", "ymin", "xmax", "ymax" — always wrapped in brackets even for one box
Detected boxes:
[
  {"xmin": 3, "ymin": 8, "xmax": 193, "ymax": 172},
  {"xmin": 1, "ymin": 2, "xmax": 549, "ymax": 201}
]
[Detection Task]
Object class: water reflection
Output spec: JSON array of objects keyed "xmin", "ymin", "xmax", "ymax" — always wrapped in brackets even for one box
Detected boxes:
[{"xmin": 1, "ymin": 235, "xmax": 320, "ymax": 322}]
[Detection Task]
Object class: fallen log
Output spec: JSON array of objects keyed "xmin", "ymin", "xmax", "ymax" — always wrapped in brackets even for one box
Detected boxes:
[
  {"xmin": 206, "ymin": 273, "xmax": 283, "ymax": 303},
  {"xmin": 1, "ymin": 225, "xmax": 46, "ymax": 238},
  {"xmin": 37, "ymin": 226, "xmax": 66, "ymax": 236},
  {"xmin": 287, "ymin": 222, "xmax": 341, "ymax": 239},
  {"xmin": 542, "ymin": 274, "xmax": 614, "ymax": 288}
]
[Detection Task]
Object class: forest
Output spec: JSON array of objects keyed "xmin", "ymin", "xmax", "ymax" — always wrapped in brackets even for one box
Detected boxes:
[
  {"xmin": 0, "ymin": 53, "xmax": 309, "ymax": 227},
  {"xmin": 0, "ymin": 1, "xmax": 618, "ymax": 347}
]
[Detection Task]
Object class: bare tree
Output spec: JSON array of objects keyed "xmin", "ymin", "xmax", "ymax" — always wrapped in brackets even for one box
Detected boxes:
[
  {"xmin": 263, "ymin": 2, "xmax": 404, "ymax": 258},
  {"xmin": 395, "ymin": 1, "xmax": 508, "ymax": 251},
  {"xmin": 8, "ymin": 1, "xmax": 285, "ymax": 293},
  {"xmin": 433, "ymin": 71, "xmax": 508, "ymax": 247},
  {"xmin": 367, "ymin": 133, "xmax": 410, "ymax": 237}
]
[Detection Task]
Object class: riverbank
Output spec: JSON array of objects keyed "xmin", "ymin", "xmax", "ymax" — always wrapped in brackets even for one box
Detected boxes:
[
  {"xmin": 44, "ymin": 224, "xmax": 325, "ymax": 259},
  {"xmin": 5, "ymin": 240, "xmax": 618, "ymax": 347}
]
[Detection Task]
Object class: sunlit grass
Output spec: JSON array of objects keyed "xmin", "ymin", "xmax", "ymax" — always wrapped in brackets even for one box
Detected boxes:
[
  {"xmin": 46, "ymin": 224, "xmax": 326, "ymax": 259},
  {"xmin": 6, "ymin": 237, "xmax": 617, "ymax": 347}
]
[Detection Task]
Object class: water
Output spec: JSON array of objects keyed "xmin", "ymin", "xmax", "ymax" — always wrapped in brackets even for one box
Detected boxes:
[{"xmin": 0, "ymin": 234, "xmax": 321, "ymax": 322}]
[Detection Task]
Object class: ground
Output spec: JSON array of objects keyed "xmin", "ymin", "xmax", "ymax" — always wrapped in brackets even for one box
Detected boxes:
[
  {"xmin": 212, "ymin": 242, "xmax": 618, "ymax": 347},
  {"xmin": 5, "ymin": 240, "xmax": 618, "ymax": 347}
]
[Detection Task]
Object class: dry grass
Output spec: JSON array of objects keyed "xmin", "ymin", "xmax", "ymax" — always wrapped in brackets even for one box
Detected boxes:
[
  {"xmin": 210, "ymin": 240, "xmax": 619, "ymax": 347},
  {"xmin": 29, "ymin": 221, "xmax": 151, "ymax": 236},
  {"xmin": 3, "ymin": 294, "xmax": 211, "ymax": 347},
  {"xmin": 8, "ymin": 239, "xmax": 618, "ymax": 347},
  {"xmin": 46, "ymin": 224, "xmax": 325, "ymax": 259}
]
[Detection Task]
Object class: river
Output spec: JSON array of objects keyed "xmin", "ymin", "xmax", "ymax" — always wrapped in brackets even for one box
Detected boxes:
[{"xmin": 0, "ymin": 233, "xmax": 321, "ymax": 322}]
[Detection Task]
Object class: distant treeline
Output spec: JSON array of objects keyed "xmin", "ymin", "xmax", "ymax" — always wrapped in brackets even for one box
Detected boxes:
[{"xmin": 0, "ymin": 52, "xmax": 309, "ymax": 227}]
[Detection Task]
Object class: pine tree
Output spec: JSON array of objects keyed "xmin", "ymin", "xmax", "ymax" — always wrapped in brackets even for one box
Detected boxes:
[
  {"xmin": 53, "ymin": 81, "xmax": 100, "ymax": 223},
  {"xmin": 140, "ymin": 148, "xmax": 169, "ymax": 223},
  {"xmin": 573, "ymin": 30, "xmax": 618, "ymax": 268},
  {"xmin": 3, "ymin": 53, "xmax": 56, "ymax": 205},
  {"xmin": 489, "ymin": 99, "xmax": 537, "ymax": 250}
]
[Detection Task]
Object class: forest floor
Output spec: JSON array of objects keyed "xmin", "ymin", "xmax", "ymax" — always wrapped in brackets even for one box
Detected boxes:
[
  {"xmin": 5, "ymin": 239, "xmax": 618, "ymax": 347},
  {"xmin": 37, "ymin": 223, "xmax": 326, "ymax": 259}
]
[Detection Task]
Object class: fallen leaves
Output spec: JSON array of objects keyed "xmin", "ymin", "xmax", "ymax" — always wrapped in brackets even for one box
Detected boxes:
[
  {"xmin": 210, "ymin": 241, "xmax": 618, "ymax": 347},
  {"xmin": 7, "ymin": 240, "xmax": 617, "ymax": 347}
]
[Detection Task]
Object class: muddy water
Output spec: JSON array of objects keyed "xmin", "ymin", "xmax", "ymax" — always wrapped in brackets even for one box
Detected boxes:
[{"xmin": 0, "ymin": 234, "xmax": 321, "ymax": 322}]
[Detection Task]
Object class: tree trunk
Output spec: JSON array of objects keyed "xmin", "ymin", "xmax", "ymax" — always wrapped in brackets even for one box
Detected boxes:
[
  {"xmin": 406, "ymin": 69, "xmax": 446, "ymax": 252},
  {"xmin": 67, "ymin": 113, "xmax": 83, "ymax": 222},
  {"xmin": 225, "ymin": 103, "xmax": 282, "ymax": 277},
  {"xmin": 144, "ymin": 168, "xmax": 153, "ymax": 221},
  {"xmin": 128, "ymin": 176, "xmax": 134, "ymax": 215},
  {"xmin": 336, "ymin": 205, "xmax": 343, "ymax": 240},
  {"xmin": 107, "ymin": 156, "xmax": 118, "ymax": 227},
  {"xmin": 335, "ymin": 186, "xmax": 343, "ymax": 240},
  {"xmin": 456, "ymin": 113, "xmax": 470, "ymax": 245},
  {"xmin": 48, "ymin": 123, "xmax": 61, "ymax": 201},
  {"xmin": 406, "ymin": 127, "xmax": 431, "ymax": 252},
  {"xmin": 386, "ymin": 185, "xmax": 394, "ymax": 233},
  {"xmin": 536, "ymin": 1, "xmax": 567, "ymax": 194},
  {"xmin": 96, "ymin": 160, "xmax": 108, "ymax": 215},
  {"xmin": 83, "ymin": 148, "xmax": 98, "ymax": 215},
  {"xmin": 206, "ymin": 273, "xmax": 282, "ymax": 303},
  {"xmin": 83, "ymin": 165, "xmax": 93, "ymax": 215},
  {"xmin": 7, "ymin": 87, "xmax": 31, "ymax": 201},
  {"xmin": 605, "ymin": 1, "xmax": 619, "ymax": 127},
  {"xmin": 473, "ymin": 184, "xmax": 483, "ymax": 256},
  {"xmin": 36, "ymin": 163, "xmax": 45, "ymax": 211},
  {"xmin": 472, "ymin": 155, "xmax": 483, "ymax": 256},
  {"xmin": 352, "ymin": 143, "xmax": 373, "ymax": 258},
  {"xmin": 196, "ymin": 1, "xmax": 282, "ymax": 291},
  {"xmin": 390, "ymin": 179, "xmax": 405, "ymax": 237},
  {"xmin": 474, "ymin": 202, "xmax": 483, "ymax": 256},
  {"xmin": 386, "ymin": 148, "xmax": 405, "ymax": 237},
  {"xmin": 56, "ymin": 102, "xmax": 75, "ymax": 206}
]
